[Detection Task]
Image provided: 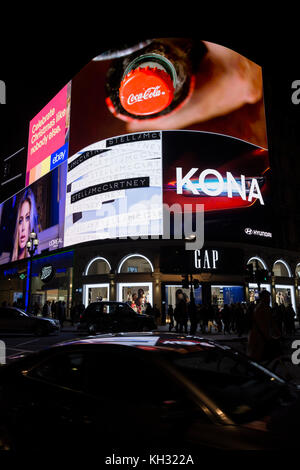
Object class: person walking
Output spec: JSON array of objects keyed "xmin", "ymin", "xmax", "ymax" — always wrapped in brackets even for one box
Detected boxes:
[
  {"xmin": 297, "ymin": 305, "xmax": 300, "ymax": 330},
  {"xmin": 56, "ymin": 301, "xmax": 65, "ymax": 328},
  {"xmin": 61, "ymin": 301, "xmax": 66, "ymax": 328},
  {"xmin": 235, "ymin": 303, "xmax": 245, "ymax": 337},
  {"xmin": 160, "ymin": 305, "xmax": 166, "ymax": 326},
  {"xmin": 167, "ymin": 305, "xmax": 175, "ymax": 331},
  {"xmin": 51, "ymin": 300, "xmax": 56, "ymax": 318},
  {"xmin": 174, "ymin": 289, "xmax": 188, "ymax": 333},
  {"xmin": 189, "ymin": 300, "xmax": 198, "ymax": 335},
  {"xmin": 153, "ymin": 304, "xmax": 161, "ymax": 325},
  {"xmin": 42, "ymin": 301, "xmax": 49, "ymax": 317},
  {"xmin": 286, "ymin": 304, "xmax": 296, "ymax": 335},
  {"xmin": 272, "ymin": 302, "xmax": 282, "ymax": 336},
  {"xmin": 221, "ymin": 304, "xmax": 231, "ymax": 334},
  {"xmin": 199, "ymin": 304, "xmax": 208, "ymax": 333},
  {"xmin": 70, "ymin": 302, "xmax": 77, "ymax": 326},
  {"xmin": 247, "ymin": 290, "xmax": 282, "ymax": 363}
]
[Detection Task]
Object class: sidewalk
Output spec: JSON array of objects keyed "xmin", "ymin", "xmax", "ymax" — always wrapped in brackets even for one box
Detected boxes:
[
  {"xmin": 156, "ymin": 324, "xmax": 248, "ymax": 342},
  {"xmin": 60, "ymin": 320, "xmax": 249, "ymax": 342},
  {"xmin": 60, "ymin": 320, "xmax": 300, "ymax": 343}
]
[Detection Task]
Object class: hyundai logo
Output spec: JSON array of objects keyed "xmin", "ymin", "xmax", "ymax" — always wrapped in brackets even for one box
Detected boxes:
[{"xmin": 245, "ymin": 228, "xmax": 253, "ymax": 235}]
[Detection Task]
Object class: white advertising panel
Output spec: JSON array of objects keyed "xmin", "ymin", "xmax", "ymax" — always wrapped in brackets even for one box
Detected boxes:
[{"xmin": 64, "ymin": 132, "xmax": 163, "ymax": 246}]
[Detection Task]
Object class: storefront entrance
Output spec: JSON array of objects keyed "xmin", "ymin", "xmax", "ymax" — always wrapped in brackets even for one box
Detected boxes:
[
  {"xmin": 164, "ymin": 285, "xmax": 202, "ymax": 310},
  {"xmin": 32, "ymin": 288, "xmax": 68, "ymax": 308}
]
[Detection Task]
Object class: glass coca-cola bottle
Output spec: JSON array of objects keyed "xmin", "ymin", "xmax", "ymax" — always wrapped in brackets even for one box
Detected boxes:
[{"xmin": 104, "ymin": 38, "xmax": 207, "ymax": 121}]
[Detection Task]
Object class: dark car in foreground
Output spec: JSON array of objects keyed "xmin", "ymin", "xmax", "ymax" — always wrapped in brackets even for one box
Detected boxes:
[
  {"xmin": 0, "ymin": 332, "xmax": 299, "ymax": 454},
  {"xmin": 0, "ymin": 306, "xmax": 60, "ymax": 336},
  {"xmin": 77, "ymin": 301, "xmax": 156, "ymax": 334}
]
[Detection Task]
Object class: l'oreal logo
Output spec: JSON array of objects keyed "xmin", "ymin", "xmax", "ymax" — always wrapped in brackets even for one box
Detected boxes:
[
  {"xmin": 176, "ymin": 168, "xmax": 265, "ymax": 205},
  {"xmin": 49, "ymin": 237, "xmax": 63, "ymax": 248}
]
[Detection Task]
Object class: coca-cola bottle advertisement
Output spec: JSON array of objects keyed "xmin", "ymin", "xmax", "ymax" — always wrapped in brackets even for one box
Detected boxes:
[{"xmin": 68, "ymin": 38, "xmax": 268, "ymax": 156}]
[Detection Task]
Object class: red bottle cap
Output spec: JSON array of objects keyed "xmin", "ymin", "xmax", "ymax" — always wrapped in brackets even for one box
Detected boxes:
[{"xmin": 119, "ymin": 66, "xmax": 174, "ymax": 116}]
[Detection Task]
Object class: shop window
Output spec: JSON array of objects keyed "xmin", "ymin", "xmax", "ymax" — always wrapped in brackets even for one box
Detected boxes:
[
  {"xmin": 118, "ymin": 283, "xmax": 153, "ymax": 311},
  {"xmin": 84, "ymin": 284, "xmax": 110, "ymax": 306},
  {"xmin": 85, "ymin": 257, "xmax": 111, "ymax": 275},
  {"xmin": 211, "ymin": 286, "xmax": 244, "ymax": 307},
  {"xmin": 118, "ymin": 255, "xmax": 153, "ymax": 274},
  {"xmin": 275, "ymin": 288, "xmax": 292, "ymax": 307},
  {"xmin": 248, "ymin": 285, "xmax": 271, "ymax": 304},
  {"xmin": 273, "ymin": 260, "xmax": 291, "ymax": 278},
  {"xmin": 165, "ymin": 285, "xmax": 202, "ymax": 310},
  {"xmin": 295, "ymin": 264, "xmax": 300, "ymax": 279}
]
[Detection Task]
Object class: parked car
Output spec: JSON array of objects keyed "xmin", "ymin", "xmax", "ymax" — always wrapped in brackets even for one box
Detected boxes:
[
  {"xmin": 0, "ymin": 306, "xmax": 60, "ymax": 336},
  {"xmin": 77, "ymin": 301, "xmax": 156, "ymax": 334},
  {"xmin": 0, "ymin": 332, "xmax": 299, "ymax": 454}
]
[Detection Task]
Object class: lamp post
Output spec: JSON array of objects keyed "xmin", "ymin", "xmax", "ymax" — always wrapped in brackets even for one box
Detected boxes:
[{"xmin": 26, "ymin": 231, "xmax": 39, "ymax": 314}]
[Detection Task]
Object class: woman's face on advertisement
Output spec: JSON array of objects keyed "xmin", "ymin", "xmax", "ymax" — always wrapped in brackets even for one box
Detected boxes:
[{"xmin": 18, "ymin": 200, "xmax": 31, "ymax": 250}]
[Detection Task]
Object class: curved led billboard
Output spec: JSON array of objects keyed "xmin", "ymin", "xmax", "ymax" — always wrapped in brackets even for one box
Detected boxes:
[
  {"xmin": 69, "ymin": 38, "xmax": 267, "ymax": 153},
  {"xmin": 0, "ymin": 38, "xmax": 271, "ymax": 266}
]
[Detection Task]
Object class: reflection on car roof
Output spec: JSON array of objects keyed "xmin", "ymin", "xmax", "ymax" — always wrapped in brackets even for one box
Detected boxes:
[{"xmin": 54, "ymin": 332, "xmax": 222, "ymax": 353}]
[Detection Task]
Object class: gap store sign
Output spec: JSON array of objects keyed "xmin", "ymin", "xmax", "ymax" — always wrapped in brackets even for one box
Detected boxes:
[
  {"xmin": 194, "ymin": 249, "xmax": 219, "ymax": 270},
  {"xmin": 192, "ymin": 247, "xmax": 244, "ymax": 275}
]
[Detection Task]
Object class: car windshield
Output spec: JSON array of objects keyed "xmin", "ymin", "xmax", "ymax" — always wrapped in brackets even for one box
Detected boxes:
[{"xmin": 171, "ymin": 346, "xmax": 294, "ymax": 425}]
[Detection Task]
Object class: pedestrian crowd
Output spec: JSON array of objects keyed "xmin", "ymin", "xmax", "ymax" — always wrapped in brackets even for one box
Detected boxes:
[
  {"xmin": 40, "ymin": 300, "xmax": 67, "ymax": 327},
  {"xmin": 167, "ymin": 288, "xmax": 298, "ymax": 339}
]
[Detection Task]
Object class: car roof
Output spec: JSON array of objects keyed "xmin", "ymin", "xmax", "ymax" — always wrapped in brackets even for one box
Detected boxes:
[
  {"xmin": 52, "ymin": 332, "xmax": 228, "ymax": 354},
  {"xmin": 0, "ymin": 306, "xmax": 25, "ymax": 312}
]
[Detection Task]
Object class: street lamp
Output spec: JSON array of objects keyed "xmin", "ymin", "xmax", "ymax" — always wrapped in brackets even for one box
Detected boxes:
[{"xmin": 26, "ymin": 231, "xmax": 39, "ymax": 313}]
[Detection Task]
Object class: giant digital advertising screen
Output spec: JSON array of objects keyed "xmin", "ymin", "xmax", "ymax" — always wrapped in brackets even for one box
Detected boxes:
[
  {"xmin": 0, "ymin": 38, "xmax": 272, "ymax": 267},
  {"xmin": 162, "ymin": 130, "xmax": 271, "ymax": 244},
  {"xmin": 0, "ymin": 161, "xmax": 67, "ymax": 264}
]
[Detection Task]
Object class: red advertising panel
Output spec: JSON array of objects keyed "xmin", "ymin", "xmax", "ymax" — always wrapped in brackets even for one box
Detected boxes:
[{"xmin": 26, "ymin": 82, "xmax": 71, "ymax": 185}]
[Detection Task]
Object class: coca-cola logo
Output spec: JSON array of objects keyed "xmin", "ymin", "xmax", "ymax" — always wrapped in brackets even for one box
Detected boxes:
[{"xmin": 127, "ymin": 86, "xmax": 164, "ymax": 105}]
